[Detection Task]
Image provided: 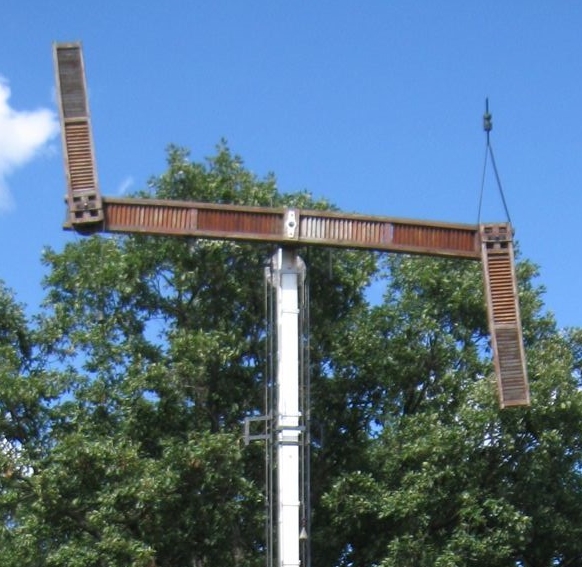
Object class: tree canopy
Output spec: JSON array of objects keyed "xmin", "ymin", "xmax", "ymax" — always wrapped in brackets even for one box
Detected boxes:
[{"xmin": 1, "ymin": 144, "xmax": 581, "ymax": 567}]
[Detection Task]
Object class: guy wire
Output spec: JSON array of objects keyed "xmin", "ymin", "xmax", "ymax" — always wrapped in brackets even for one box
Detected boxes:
[{"xmin": 477, "ymin": 98, "xmax": 513, "ymax": 226}]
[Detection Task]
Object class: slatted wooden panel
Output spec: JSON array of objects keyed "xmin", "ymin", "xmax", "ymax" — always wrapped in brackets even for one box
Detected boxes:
[
  {"xmin": 96, "ymin": 198, "xmax": 283, "ymax": 239},
  {"xmin": 197, "ymin": 207, "xmax": 282, "ymax": 237},
  {"xmin": 481, "ymin": 224, "xmax": 530, "ymax": 407},
  {"xmin": 53, "ymin": 43, "xmax": 103, "ymax": 225},
  {"xmin": 299, "ymin": 214, "xmax": 389, "ymax": 246},
  {"xmin": 298, "ymin": 211, "xmax": 480, "ymax": 258},
  {"xmin": 391, "ymin": 222, "xmax": 478, "ymax": 258}
]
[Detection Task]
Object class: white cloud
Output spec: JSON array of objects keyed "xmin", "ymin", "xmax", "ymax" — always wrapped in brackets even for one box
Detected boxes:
[{"xmin": 0, "ymin": 77, "xmax": 59, "ymax": 212}]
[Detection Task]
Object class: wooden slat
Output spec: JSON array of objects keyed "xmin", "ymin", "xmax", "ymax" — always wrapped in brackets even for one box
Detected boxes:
[
  {"xmin": 481, "ymin": 224, "xmax": 530, "ymax": 407},
  {"xmin": 53, "ymin": 42, "xmax": 103, "ymax": 225}
]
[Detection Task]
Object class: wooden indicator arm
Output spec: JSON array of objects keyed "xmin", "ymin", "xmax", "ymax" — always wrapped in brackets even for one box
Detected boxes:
[
  {"xmin": 53, "ymin": 42, "xmax": 103, "ymax": 224},
  {"xmin": 53, "ymin": 42, "xmax": 529, "ymax": 407},
  {"xmin": 481, "ymin": 225, "xmax": 530, "ymax": 406}
]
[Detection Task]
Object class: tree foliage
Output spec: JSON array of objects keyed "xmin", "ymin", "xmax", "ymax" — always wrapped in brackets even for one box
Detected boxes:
[
  {"xmin": 318, "ymin": 256, "xmax": 582, "ymax": 567},
  {"xmin": 1, "ymin": 143, "xmax": 581, "ymax": 566}
]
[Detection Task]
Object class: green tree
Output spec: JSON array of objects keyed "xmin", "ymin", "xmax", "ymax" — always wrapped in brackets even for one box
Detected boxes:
[
  {"xmin": 1, "ymin": 144, "xmax": 374, "ymax": 567},
  {"xmin": 1, "ymin": 144, "xmax": 581, "ymax": 567},
  {"xmin": 318, "ymin": 255, "xmax": 582, "ymax": 567}
]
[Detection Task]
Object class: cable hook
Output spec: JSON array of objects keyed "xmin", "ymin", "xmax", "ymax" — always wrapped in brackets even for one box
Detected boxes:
[
  {"xmin": 483, "ymin": 97, "xmax": 493, "ymax": 140},
  {"xmin": 477, "ymin": 98, "xmax": 512, "ymax": 226}
]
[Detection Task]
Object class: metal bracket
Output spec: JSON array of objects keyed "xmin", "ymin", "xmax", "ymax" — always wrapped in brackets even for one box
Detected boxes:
[
  {"xmin": 284, "ymin": 209, "xmax": 299, "ymax": 239},
  {"xmin": 243, "ymin": 414, "xmax": 271, "ymax": 445},
  {"xmin": 480, "ymin": 223, "xmax": 512, "ymax": 251},
  {"xmin": 69, "ymin": 189, "xmax": 103, "ymax": 223}
]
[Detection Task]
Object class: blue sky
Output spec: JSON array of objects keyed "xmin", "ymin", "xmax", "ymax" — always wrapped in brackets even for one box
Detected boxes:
[{"xmin": 1, "ymin": 2, "xmax": 581, "ymax": 328}]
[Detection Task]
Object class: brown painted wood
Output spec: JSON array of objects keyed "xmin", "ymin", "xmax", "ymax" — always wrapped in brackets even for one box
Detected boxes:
[
  {"xmin": 481, "ymin": 224, "xmax": 530, "ymax": 407},
  {"xmin": 53, "ymin": 43, "xmax": 103, "ymax": 225},
  {"xmin": 63, "ymin": 197, "xmax": 482, "ymax": 259}
]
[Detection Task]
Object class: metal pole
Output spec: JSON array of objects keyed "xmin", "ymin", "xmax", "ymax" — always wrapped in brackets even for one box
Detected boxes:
[{"xmin": 274, "ymin": 248, "xmax": 304, "ymax": 567}]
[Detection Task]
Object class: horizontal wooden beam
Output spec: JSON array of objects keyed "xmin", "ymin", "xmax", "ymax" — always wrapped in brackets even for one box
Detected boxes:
[{"xmin": 64, "ymin": 196, "xmax": 482, "ymax": 260}]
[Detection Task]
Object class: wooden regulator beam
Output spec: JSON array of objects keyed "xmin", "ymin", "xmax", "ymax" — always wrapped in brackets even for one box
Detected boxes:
[
  {"xmin": 53, "ymin": 42, "xmax": 529, "ymax": 408},
  {"xmin": 64, "ymin": 196, "xmax": 482, "ymax": 260}
]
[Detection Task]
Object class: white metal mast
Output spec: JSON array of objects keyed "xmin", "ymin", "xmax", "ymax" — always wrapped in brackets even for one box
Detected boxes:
[{"xmin": 273, "ymin": 248, "xmax": 305, "ymax": 567}]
